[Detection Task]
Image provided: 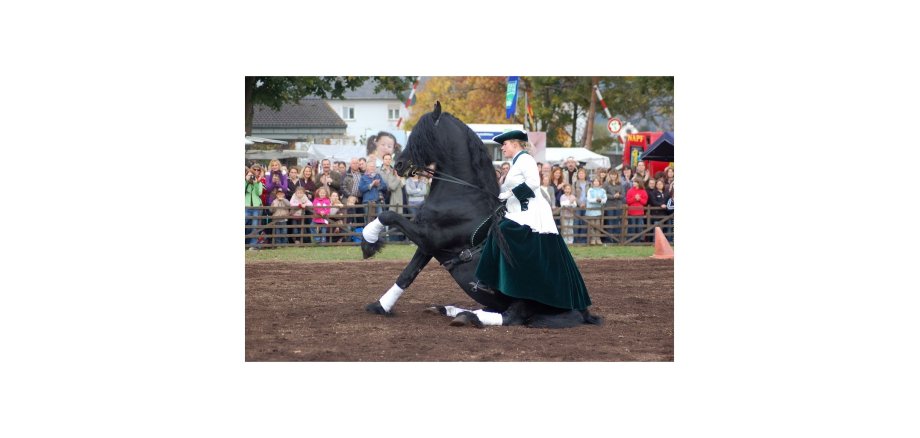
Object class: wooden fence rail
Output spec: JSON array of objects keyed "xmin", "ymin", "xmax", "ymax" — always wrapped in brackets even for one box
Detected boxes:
[{"xmin": 244, "ymin": 203, "xmax": 673, "ymax": 249}]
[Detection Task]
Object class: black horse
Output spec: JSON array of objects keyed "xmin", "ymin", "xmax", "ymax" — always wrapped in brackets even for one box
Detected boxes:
[{"xmin": 361, "ymin": 102, "xmax": 601, "ymax": 328}]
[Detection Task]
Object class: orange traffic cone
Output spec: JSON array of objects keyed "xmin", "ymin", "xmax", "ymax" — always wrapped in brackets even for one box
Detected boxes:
[{"xmin": 650, "ymin": 226, "xmax": 674, "ymax": 260}]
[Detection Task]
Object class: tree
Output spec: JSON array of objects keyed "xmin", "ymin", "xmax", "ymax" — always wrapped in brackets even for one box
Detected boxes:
[
  {"xmin": 244, "ymin": 76, "xmax": 414, "ymax": 135},
  {"xmin": 526, "ymin": 76, "xmax": 674, "ymax": 149},
  {"xmin": 403, "ymin": 76, "xmax": 509, "ymax": 130}
]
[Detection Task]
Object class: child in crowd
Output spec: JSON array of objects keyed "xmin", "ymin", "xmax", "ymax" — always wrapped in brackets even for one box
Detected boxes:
[
  {"xmin": 312, "ymin": 186, "xmax": 332, "ymax": 243},
  {"xmin": 269, "ymin": 188, "xmax": 291, "ymax": 246},
  {"xmin": 585, "ymin": 177, "xmax": 608, "ymax": 245},
  {"xmin": 328, "ymin": 191, "xmax": 347, "ymax": 243},
  {"xmin": 559, "ymin": 184, "xmax": 577, "ymax": 244},
  {"xmin": 289, "ymin": 185, "xmax": 312, "ymax": 244}
]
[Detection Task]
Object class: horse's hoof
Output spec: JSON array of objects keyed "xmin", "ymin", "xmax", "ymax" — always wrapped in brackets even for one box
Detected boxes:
[
  {"xmin": 360, "ymin": 238, "xmax": 384, "ymax": 259},
  {"xmin": 365, "ymin": 301, "xmax": 392, "ymax": 316},
  {"xmin": 449, "ymin": 311, "xmax": 484, "ymax": 328},
  {"xmin": 424, "ymin": 306, "xmax": 447, "ymax": 316}
]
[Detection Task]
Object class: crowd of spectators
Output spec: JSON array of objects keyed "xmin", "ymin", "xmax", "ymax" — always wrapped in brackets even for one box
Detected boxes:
[
  {"xmin": 244, "ymin": 131, "xmax": 430, "ymax": 250},
  {"xmin": 496, "ymin": 155, "xmax": 675, "ymax": 245},
  {"xmin": 246, "ymin": 142, "xmax": 673, "ymax": 249}
]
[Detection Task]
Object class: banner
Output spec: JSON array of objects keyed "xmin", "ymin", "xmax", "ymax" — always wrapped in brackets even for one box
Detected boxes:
[{"xmin": 505, "ymin": 76, "xmax": 519, "ymax": 119}]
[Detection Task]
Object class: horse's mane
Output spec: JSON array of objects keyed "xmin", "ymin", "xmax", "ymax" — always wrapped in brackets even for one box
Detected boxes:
[{"xmin": 409, "ymin": 111, "xmax": 499, "ymax": 194}]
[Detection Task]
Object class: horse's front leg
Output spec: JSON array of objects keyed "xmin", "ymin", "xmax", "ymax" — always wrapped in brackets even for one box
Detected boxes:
[
  {"xmin": 365, "ymin": 248, "xmax": 433, "ymax": 315},
  {"xmin": 360, "ymin": 211, "xmax": 424, "ymax": 259}
]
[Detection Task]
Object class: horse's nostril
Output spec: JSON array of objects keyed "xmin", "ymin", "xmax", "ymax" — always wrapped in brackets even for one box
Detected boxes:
[{"xmin": 395, "ymin": 162, "xmax": 403, "ymax": 171}]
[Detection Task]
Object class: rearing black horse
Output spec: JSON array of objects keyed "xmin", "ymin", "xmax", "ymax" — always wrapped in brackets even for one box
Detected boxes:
[{"xmin": 361, "ymin": 102, "xmax": 601, "ymax": 328}]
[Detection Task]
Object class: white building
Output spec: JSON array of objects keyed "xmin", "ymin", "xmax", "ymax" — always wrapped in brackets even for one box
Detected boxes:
[{"xmin": 325, "ymin": 82, "xmax": 409, "ymax": 146}]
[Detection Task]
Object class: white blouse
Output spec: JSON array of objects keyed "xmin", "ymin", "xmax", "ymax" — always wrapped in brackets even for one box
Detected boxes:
[{"xmin": 501, "ymin": 152, "xmax": 558, "ymax": 234}]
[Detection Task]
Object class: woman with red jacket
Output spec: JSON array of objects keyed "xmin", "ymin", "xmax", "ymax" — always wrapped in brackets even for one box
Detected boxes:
[{"xmin": 626, "ymin": 178, "xmax": 648, "ymax": 241}]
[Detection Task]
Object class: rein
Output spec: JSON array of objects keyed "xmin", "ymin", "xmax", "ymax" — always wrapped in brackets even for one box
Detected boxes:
[{"xmin": 411, "ymin": 166, "xmax": 495, "ymax": 198}]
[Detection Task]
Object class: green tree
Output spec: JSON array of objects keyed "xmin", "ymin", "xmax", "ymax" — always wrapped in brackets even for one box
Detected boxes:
[
  {"xmin": 244, "ymin": 76, "xmax": 414, "ymax": 135},
  {"xmin": 525, "ymin": 76, "xmax": 674, "ymax": 149}
]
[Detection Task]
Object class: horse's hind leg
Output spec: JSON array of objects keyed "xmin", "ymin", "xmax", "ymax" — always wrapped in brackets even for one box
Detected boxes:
[{"xmin": 365, "ymin": 249, "xmax": 432, "ymax": 315}]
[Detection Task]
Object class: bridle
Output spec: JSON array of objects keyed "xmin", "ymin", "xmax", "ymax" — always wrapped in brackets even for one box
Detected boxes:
[{"xmin": 403, "ymin": 160, "xmax": 496, "ymax": 198}]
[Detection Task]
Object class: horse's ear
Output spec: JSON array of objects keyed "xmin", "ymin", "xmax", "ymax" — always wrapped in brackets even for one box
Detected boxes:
[{"xmin": 433, "ymin": 101, "xmax": 441, "ymax": 121}]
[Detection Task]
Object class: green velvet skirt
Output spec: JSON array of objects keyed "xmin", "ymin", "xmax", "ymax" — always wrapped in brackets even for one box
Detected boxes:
[{"xmin": 475, "ymin": 219, "xmax": 592, "ymax": 311}]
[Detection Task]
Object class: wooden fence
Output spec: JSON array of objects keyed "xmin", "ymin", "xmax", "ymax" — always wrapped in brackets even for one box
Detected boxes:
[{"xmin": 244, "ymin": 203, "xmax": 674, "ymax": 249}]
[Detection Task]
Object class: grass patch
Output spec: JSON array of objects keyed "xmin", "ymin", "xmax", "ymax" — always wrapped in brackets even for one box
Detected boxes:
[{"xmin": 246, "ymin": 243, "xmax": 658, "ymax": 262}]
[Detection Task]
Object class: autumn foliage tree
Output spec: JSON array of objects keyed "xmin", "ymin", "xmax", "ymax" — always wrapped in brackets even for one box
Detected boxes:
[{"xmin": 403, "ymin": 77, "xmax": 509, "ymax": 130}]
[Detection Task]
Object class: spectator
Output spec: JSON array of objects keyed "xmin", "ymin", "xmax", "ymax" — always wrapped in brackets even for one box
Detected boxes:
[
  {"xmin": 562, "ymin": 156, "xmax": 579, "ymax": 186},
  {"xmin": 603, "ymin": 171, "xmax": 625, "ymax": 242},
  {"xmin": 358, "ymin": 157, "xmax": 367, "ymax": 173},
  {"xmin": 264, "ymin": 159, "xmax": 289, "ymax": 202},
  {"xmin": 287, "ymin": 166, "xmax": 300, "ymax": 194},
  {"xmin": 650, "ymin": 178, "xmax": 670, "ymax": 233},
  {"xmin": 299, "ymin": 166, "xmax": 318, "ymax": 201},
  {"xmin": 550, "ymin": 167, "xmax": 565, "ymax": 205},
  {"xmin": 573, "ymin": 167, "xmax": 589, "ymax": 244},
  {"xmin": 405, "ymin": 173, "xmax": 428, "ymax": 217},
  {"xmin": 626, "ymin": 178, "xmax": 648, "ymax": 240},
  {"xmin": 620, "ymin": 166, "xmax": 634, "ymax": 193},
  {"xmin": 359, "ymin": 160, "xmax": 387, "ymax": 218},
  {"xmin": 665, "ymin": 182, "xmax": 674, "ymax": 241},
  {"xmin": 328, "ymin": 191, "xmax": 349, "ymax": 243},
  {"xmin": 586, "ymin": 177, "xmax": 607, "ymax": 245},
  {"xmin": 380, "ymin": 153, "xmax": 405, "ymax": 214},
  {"xmin": 636, "ymin": 161, "xmax": 651, "ymax": 184},
  {"xmin": 539, "ymin": 172, "xmax": 556, "ymax": 208},
  {"xmin": 336, "ymin": 161, "xmax": 347, "ymax": 174},
  {"xmin": 315, "ymin": 158, "xmax": 343, "ymax": 193},
  {"xmin": 342, "ymin": 158, "xmax": 365, "ymax": 217},
  {"xmin": 559, "ymin": 184, "xmax": 577, "ymax": 244},
  {"xmin": 269, "ymin": 188, "xmax": 291, "ymax": 246},
  {"xmin": 498, "ymin": 162, "xmax": 511, "ymax": 185},
  {"xmin": 664, "ymin": 166, "xmax": 675, "ymax": 191},
  {"xmin": 245, "ymin": 165, "xmax": 264, "ymax": 250},
  {"xmin": 312, "ymin": 186, "xmax": 332, "ymax": 243},
  {"xmin": 288, "ymin": 185, "xmax": 312, "ymax": 244}
]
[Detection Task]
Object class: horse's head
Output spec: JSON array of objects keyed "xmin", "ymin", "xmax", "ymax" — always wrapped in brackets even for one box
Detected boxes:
[{"xmin": 394, "ymin": 101, "xmax": 442, "ymax": 177}]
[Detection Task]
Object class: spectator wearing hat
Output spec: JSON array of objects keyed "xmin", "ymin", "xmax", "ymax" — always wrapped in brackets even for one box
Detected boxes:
[{"xmin": 269, "ymin": 187, "xmax": 291, "ymax": 246}]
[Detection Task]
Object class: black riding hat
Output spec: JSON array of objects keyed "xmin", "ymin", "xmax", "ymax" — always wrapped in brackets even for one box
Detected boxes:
[{"xmin": 492, "ymin": 130, "xmax": 528, "ymax": 144}]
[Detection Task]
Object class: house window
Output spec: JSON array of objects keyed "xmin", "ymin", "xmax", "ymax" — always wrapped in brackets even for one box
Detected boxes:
[
  {"xmin": 388, "ymin": 107, "xmax": 400, "ymax": 120},
  {"xmin": 342, "ymin": 106, "xmax": 355, "ymax": 120}
]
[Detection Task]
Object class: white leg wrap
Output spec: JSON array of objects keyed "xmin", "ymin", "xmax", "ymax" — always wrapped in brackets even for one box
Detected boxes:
[
  {"xmin": 473, "ymin": 310, "xmax": 504, "ymax": 326},
  {"xmin": 362, "ymin": 218, "xmax": 385, "ymax": 243},
  {"xmin": 378, "ymin": 284, "xmax": 404, "ymax": 312},
  {"xmin": 443, "ymin": 305, "xmax": 471, "ymax": 317}
]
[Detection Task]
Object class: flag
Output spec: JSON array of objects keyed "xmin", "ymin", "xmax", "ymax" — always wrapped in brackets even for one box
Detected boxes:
[
  {"xmin": 505, "ymin": 76, "xmax": 519, "ymax": 119},
  {"xmin": 404, "ymin": 77, "xmax": 419, "ymax": 109}
]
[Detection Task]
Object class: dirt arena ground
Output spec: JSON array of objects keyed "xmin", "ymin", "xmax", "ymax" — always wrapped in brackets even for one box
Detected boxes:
[{"xmin": 245, "ymin": 258, "xmax": 673, "ymax": 361}]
